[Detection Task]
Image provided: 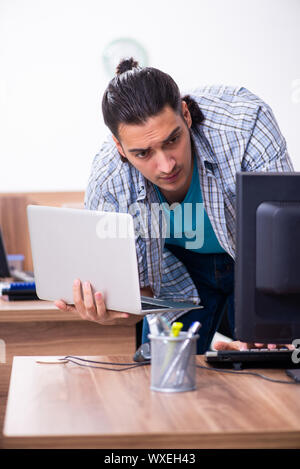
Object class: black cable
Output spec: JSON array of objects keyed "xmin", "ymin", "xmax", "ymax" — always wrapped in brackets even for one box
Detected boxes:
[
  {"xmin": 196, "ymin": 364, "xmax": 299, "ymax": 384},
  {"xmin": 59, "ymin": 355, "xmax": 150, "ymax": 372},
  {"xmin": 59, "ymin": 356, "xmax": 298, "ymax": 384},
  {"xmin": 62, "ymin": 355, "xmax": 142, "ymax": 365}
]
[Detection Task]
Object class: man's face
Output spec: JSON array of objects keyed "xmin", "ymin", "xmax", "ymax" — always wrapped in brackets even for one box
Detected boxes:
[{"xmin": 113, "ymin": 101, "xmax": 193, "ymax": 203}]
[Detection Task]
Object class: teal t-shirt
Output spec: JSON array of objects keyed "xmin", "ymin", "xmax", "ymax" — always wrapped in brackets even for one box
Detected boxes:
[{"xmin": 154, "ymin": 159, "xmax": 225, "ymax": 253}]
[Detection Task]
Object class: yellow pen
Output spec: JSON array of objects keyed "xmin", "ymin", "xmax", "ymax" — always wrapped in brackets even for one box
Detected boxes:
[
  {"xmin": 170, "ymin": 322, "xmax": 183, "ymax": 337},
  {"xmin": 160, "ymin": 322, "xmax": 184, "ymax": 375}
]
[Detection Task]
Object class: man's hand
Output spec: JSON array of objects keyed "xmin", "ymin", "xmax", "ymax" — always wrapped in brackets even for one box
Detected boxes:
[
  {"xmin": 213, "ymin": 341, "xmax": 295, "ymax": 351},
  {"xmin": 54, "ymin": 279, "xmax": 142, "ymax": 326}
]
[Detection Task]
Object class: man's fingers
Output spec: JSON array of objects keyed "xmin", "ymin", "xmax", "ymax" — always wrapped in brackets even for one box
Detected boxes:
[
  {"xmin": 254, "ymin": 344, "xmax": 277, "ymax": 349},
  {"xmin": 213, "ymin": 341, "xmax": 257, "ymax": 351},
  {"xmin": 54, "ymin": 300, "xmax": 76, "ymax": 313},
  {"xmin": 54, "ymin": 300, "xmax": 66, "ymax": 310},
  {"xmin": 256, "ymin": 343, "xmax": 292, "ymax": 350},
  {"xmin": 94, "ymin": 292, "xmax": 129, "ymax": 320},
  {"xmin": 286, "ymin": 343, "xmax": 296, "ymax": 350},
  {"xmin": 108, "ymin": 310, "xmax": 130, "ymax": 320},
  {"xmin": 214, "ymin": 340, "xmax": 295, "ymax": 352},
  {"xmin": 82, "ymin": 281, "xmax": 97, "ymax": 320},
  {"xmin": 73, "ymin": 278, "xmax": 84, "ymax": 306},
  {"xmin": 72, "ymin": 278, "xmax": 88, "ymax": 318},
  {"xmin": 94, "ymin": 292, "xmax": 107, "ymax": 318},
  {"xmin": 213, "ymin": 340, "xmax": 243, "ymax": 351},
  {"xmin": 59, "ymin": 280, "xmax": 131, "ymax": 325}
]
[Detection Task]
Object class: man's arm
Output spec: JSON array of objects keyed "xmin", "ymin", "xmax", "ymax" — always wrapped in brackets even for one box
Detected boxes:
[{"xmin": 241, "ymin": 103, "xmax": 294, "ymax": 173}]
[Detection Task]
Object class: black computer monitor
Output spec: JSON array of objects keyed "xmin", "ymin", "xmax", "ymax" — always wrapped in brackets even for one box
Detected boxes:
[
  {"xmin": 0, "ymin": 228, "xmax": 10, "ymax": 278},
  {"xmin": 235, "ymin": 172, "xmax": 300, "ymax": 344}
]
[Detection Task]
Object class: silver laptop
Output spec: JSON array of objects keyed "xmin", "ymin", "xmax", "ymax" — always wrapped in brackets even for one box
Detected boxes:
[{"xmin": 27, "ymin": 205, "xmax": 201, "ymax": 315}]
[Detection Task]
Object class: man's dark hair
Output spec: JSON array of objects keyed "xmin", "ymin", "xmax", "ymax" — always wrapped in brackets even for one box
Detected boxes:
[{"xmin": 102, "ymin": 58, "xmax": 205, "ymax": 146}]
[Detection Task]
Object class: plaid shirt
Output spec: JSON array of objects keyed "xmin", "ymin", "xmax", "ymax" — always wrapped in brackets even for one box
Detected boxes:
[{"xmin": 85, "ymin": 85, "xmax": 294, "ymax": 323}]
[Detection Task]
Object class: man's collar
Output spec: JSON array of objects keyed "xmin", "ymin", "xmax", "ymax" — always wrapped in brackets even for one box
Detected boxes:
[
  {"xmin": 135, "ymin": 166, "xmax": 147, "ymax": 201},
  {"xmin": 190, "ymin": 127, "xmax": 217, "ymax": 172}
]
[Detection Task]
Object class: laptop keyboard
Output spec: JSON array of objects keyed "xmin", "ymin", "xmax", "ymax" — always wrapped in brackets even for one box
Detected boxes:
[{"xmin": 141, "ymin": 302, "xmax": 169, "ymax": 310}]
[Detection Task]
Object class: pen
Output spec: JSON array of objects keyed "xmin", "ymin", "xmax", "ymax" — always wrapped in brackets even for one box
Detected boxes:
[
  {"xmin": 146, "ymin": 314, "xmax": 161, "ymax": 336},
  {"xmin": 170, "ymin": 322, "xmax": 183, "ymax": 337},
  {"xmin": 147, "ymin": 314, "xmax": 171, "ymax": 337},
  {"xmin": 175, "ymin": 321, "xmax": 201, "ymax": 386},
  {"xmin": 160, "ymin": 322, "xmax": 184, "ymax": 374},
  {"xmin": 159, "ymin": 321, "xmax": 201, "ymax": 387},
  {"xmin": 157, "ymin": 315, "xmax": 171, "ymax": 335}
]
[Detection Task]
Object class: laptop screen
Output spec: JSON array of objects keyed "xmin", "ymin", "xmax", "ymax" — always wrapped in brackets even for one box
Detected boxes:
[{"xmin": 0, "ymin": 229, "xmax": 10, "ymax": 277}]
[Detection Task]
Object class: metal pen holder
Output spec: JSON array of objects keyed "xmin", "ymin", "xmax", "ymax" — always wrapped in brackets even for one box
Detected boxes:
[{"xmin": 148, "ymin": 332, "xmax": 199, "ymax": 393}]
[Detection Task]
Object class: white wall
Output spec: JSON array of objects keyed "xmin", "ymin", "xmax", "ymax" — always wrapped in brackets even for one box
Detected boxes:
[{"xmin": 1, "ymin": 0, "xmax": 299, "ymax": 192}]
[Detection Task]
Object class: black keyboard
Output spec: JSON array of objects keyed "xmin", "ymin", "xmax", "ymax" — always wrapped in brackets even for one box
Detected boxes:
[{"xmin": 205, "ymin": 349, "xmax": 300, "ymax": 369}]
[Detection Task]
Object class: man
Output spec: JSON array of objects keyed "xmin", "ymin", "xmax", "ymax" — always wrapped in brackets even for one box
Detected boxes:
[{"xmin": 55, "ymin": 58, "xmax": 294, "ymax": 353}]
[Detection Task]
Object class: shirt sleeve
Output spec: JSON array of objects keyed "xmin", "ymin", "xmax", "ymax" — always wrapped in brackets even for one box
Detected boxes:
[
  {"xmin": 241, "ymin": 103, "xmax": 294, "ymax": 173},
  {"xmin": 84, "ymin": 148, "xmax": 119, "ymax": 212}
]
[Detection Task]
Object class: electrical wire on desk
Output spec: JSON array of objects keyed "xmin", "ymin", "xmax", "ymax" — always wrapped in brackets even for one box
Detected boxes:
[
  {"xmin": 58, "ymin": 356, "xmax": 299, "ymax": 384},
  {"xmin": 59, "ymin": 355, "xmax": 150, "ymax": 372},
  {"xmin": 196, "ymin": 364, "xmax": 299, "ymax": 384}
]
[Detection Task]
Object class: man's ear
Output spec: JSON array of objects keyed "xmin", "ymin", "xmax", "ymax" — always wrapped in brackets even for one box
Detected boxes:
[
  {"xmin": 181, "ymin": 100, "xmax": 192, "ymax": 129},
  {"xmin": 112, "ymin": 135, "xmax": 127, "ymax": 160}
]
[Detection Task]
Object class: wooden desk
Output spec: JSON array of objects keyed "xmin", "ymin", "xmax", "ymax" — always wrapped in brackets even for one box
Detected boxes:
[
  {"xmin": 0, "ymin": 300, "xmax": 136, "ymax": 354},
  {"xmin": 2, "ymin": 355, "xmax": 300, "ymax": 449},
  {"xmin": 0, "ymin": 301, "xmax": 137, "ymax": 449},
  {"xmin": 0, "ymin": 298, "xmax": 82, "ymax": 322}
]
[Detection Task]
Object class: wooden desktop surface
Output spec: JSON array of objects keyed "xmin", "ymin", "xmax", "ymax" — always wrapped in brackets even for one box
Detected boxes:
[
  {"xmin": 2, "ymin": 355, "xmax": 300, "ymax": 449},
  {"xmin": 0, "ymin": 300, "xmax": 137, "ymax": 449},
  {"xmin": 0, "ymin": 298, "xmax": 81, "ymax": 322}
]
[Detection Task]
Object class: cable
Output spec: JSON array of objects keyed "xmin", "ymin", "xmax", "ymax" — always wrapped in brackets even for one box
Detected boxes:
[
  {"xmin": 196, "ymin": 364, "xmax": 299, "ymax": 384},
  {"xmin": 62, "ymin": 355, "xmax": 144, "ymax": 366},
  {"xmin": 59, "ymin": 355, "xmax": 150, "ymax": 372},
  {"xmin": 59, "ymin": 356, "xmax": 298, "ymax": 384}
]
